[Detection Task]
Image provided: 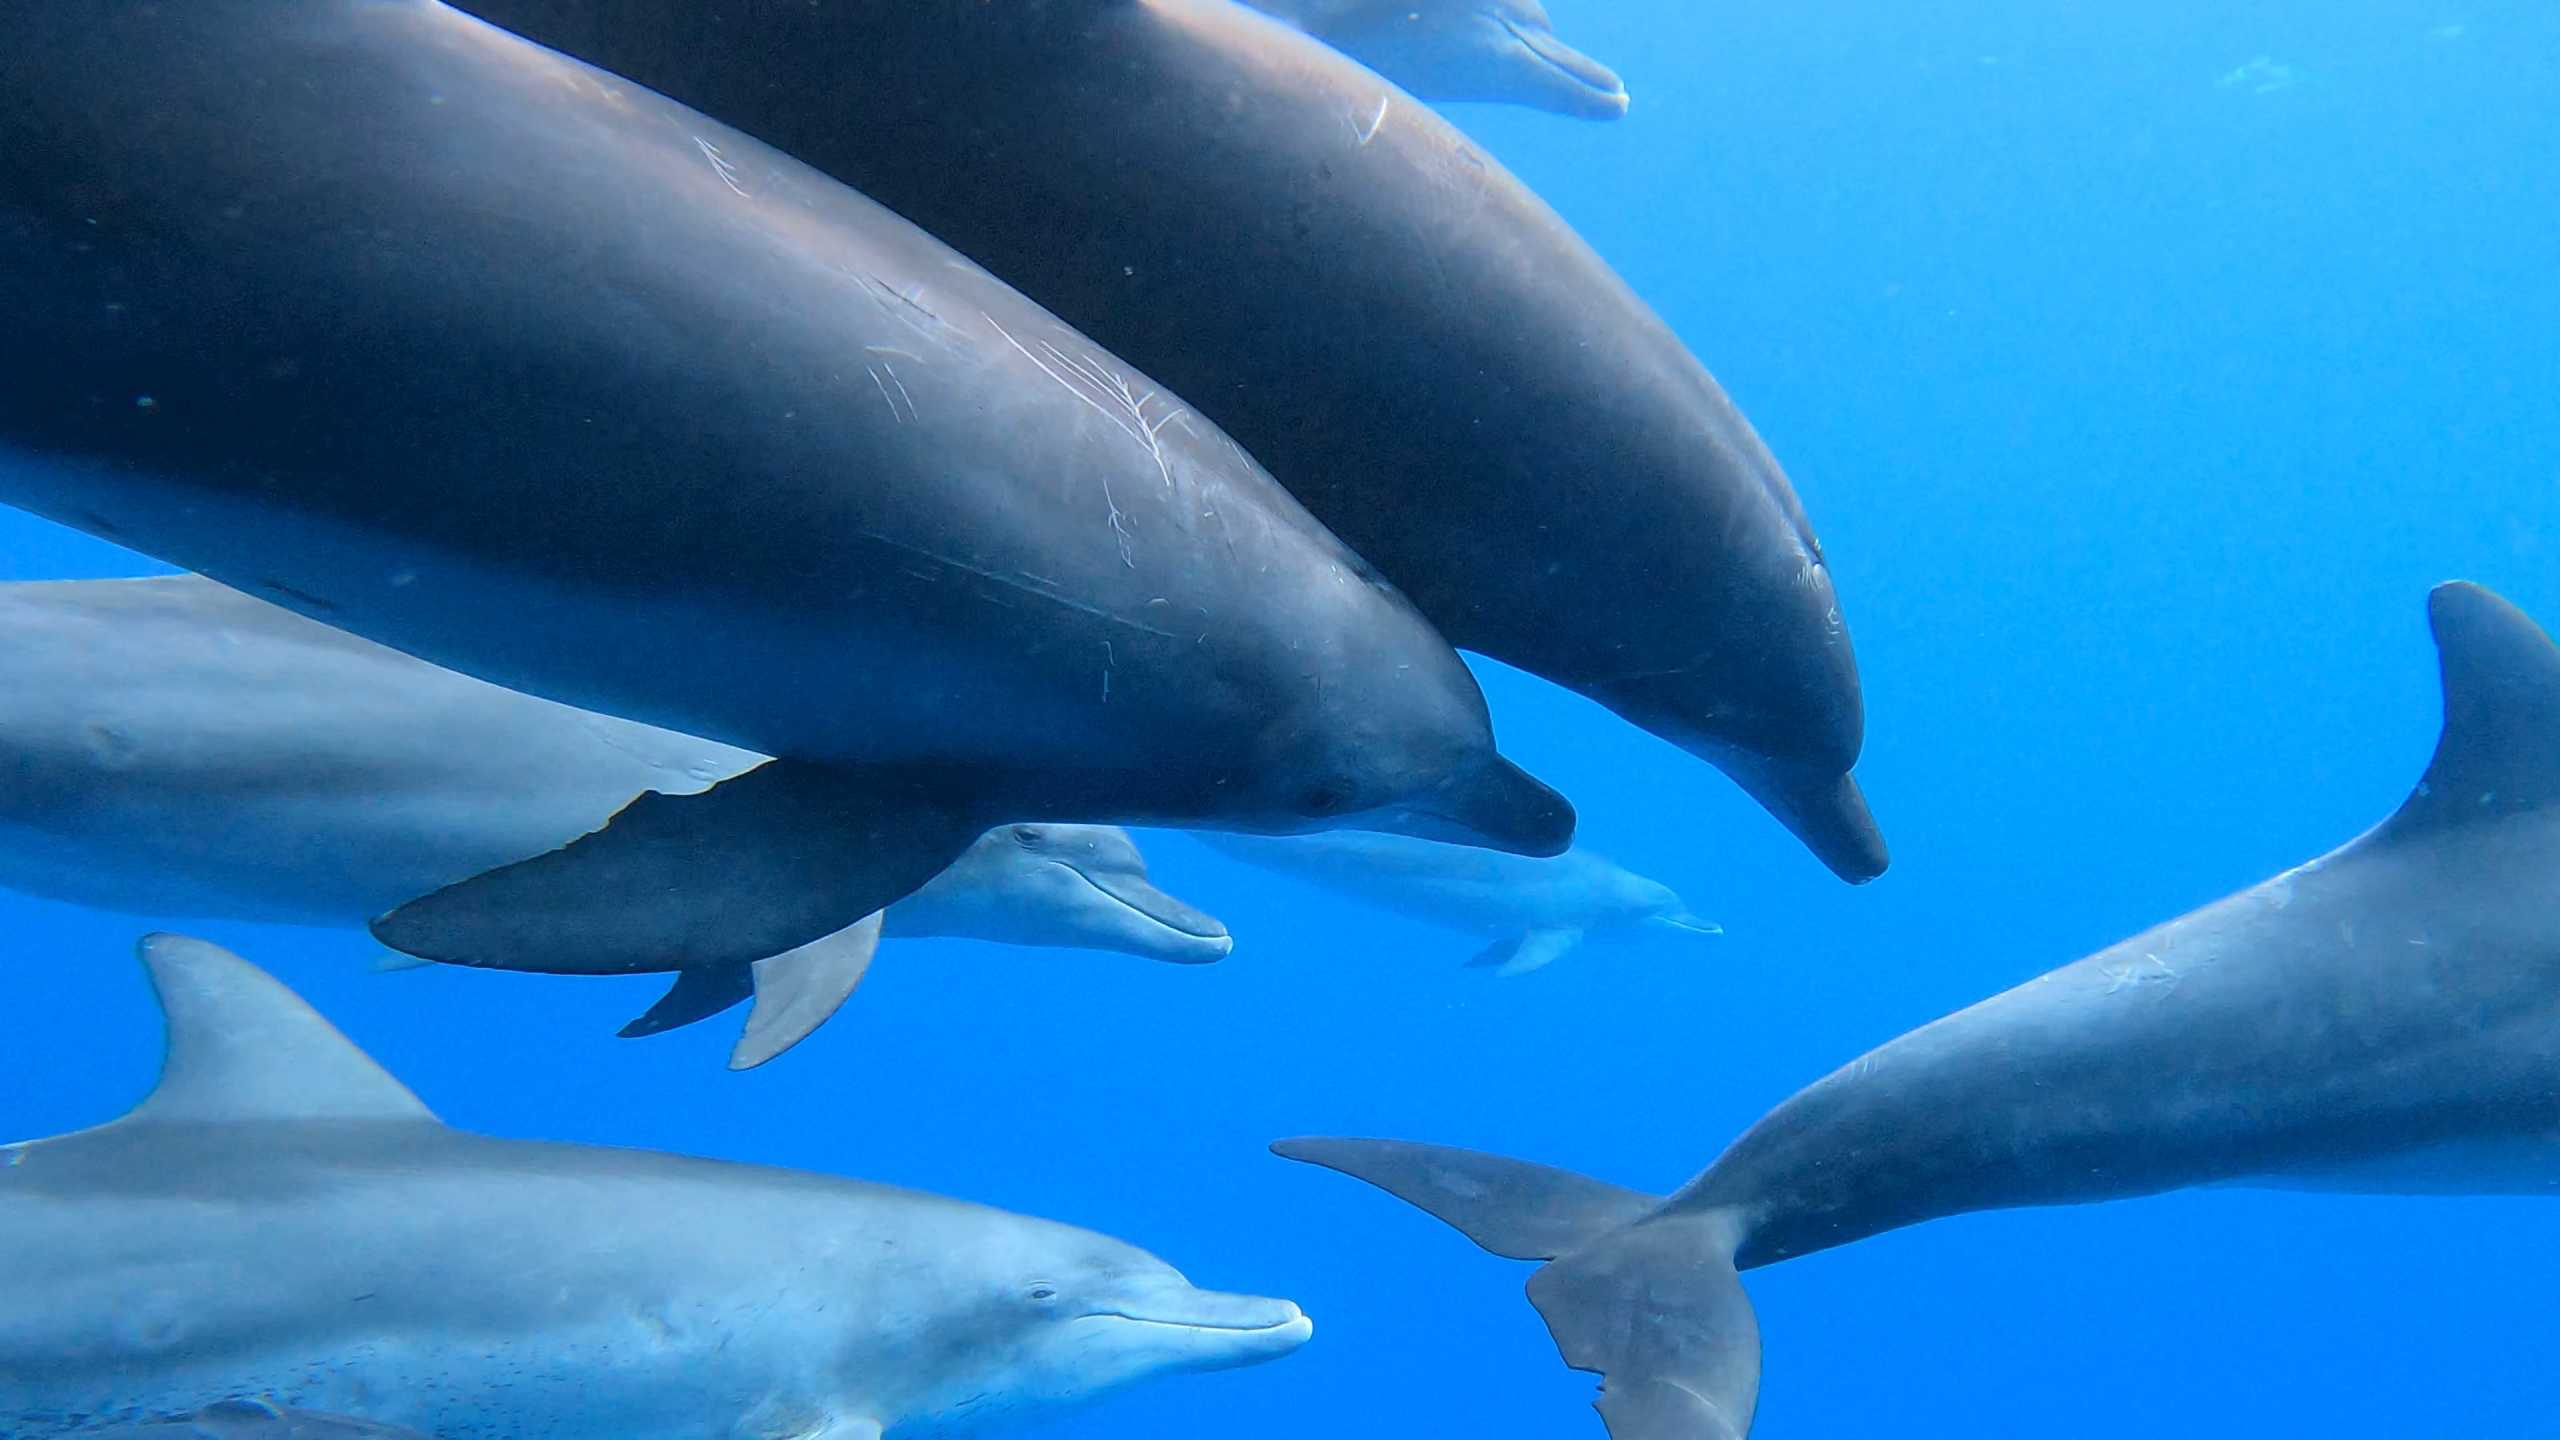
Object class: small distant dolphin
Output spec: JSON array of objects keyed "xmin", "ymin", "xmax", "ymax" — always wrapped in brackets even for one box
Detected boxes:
[
  {"xmin": 1279, "ymin": 582, "xmax": 2560, "ymax": 1437},
  {"xmin": 0, "ymin": 575, "xmax": 1230, "ymax": 1068},
  {"xmin": 1195, "ymin": 831, "xmax": 1713, "ymax": 975},
  {"xmin": 1, "ymin": 935, "xmax": 1313, "ymax": 1440},
  {"xmin": 80, "ymin": 1403, "xmax": 430, "ymax": 1440},
  {"xmin": 0, "ymin": 0, "xmax": 1571, "ymax": 981},
  {"xmin": 1244, "ymin": 0, "xmax": 1628, "ymax": 118}
]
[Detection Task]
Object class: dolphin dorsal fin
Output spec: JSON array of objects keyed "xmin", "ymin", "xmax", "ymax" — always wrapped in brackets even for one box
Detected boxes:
[
  {"xmin": 2388, "ymin": 582, "xmax": 2560, "ymax": 835},
  {"xmin": 122, "ymin": 934, "xmax": 437, "ymax": 1127}
]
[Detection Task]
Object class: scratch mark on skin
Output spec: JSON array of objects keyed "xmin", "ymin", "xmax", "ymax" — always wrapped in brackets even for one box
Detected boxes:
[
  {"xmin": 2100, "ymin": 951, "xmax": 2181, "ymax": 996},
  {"xmin": 860, "ymin": 529, "xmax": 1181, "ymax": 642},
  {"xmin": 692, "ymin": 136, "xmax": 748, "ymax": 197},
  {"xmin": 983, "ymin": 312, "xmax": 1197, "ymax": 568},
  {"xmin": 866, "ymin": 365, "xmax": 914, "ymax": 424},
  {"xmin": 856, "ymin": 273, "xmax": 957, "ymax": 350},
  {"xmin": 1358, "ymin": 94, "xmax": 1390, "ymax": 146}
]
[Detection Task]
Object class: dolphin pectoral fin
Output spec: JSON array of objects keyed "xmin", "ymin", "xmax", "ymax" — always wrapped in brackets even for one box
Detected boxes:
[
  {"xmin": 1270, "ymin": 1136, "xmax": 1656, "ymax": 1261},
  {"xmin": 730, "ymin": 913, "xmax": 884, "ymax": 1070},
  {"xmin": 1464, "ymin": 927, "xmax": 1583, "ymax": 976},
  {"xmin": 370, "ymin": 759, "xmax": 987, "ymax": 975},
  {"xmin": 618, "ymin": 965, "xmax": 755, "ymax": 1040}
]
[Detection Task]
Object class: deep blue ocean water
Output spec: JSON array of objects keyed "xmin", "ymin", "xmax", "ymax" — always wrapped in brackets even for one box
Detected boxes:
[{"xmin": 3, "ymin": 2, "xmax": 2556, "ymax": 1436}]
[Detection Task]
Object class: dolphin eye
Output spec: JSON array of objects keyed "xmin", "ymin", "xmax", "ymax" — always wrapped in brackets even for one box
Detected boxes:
[
  {"xmin": 1011, "ymin": 825, "xmax": 1047, "ymax": 848},
  {"xmin": 1028, "ymin": 1284, "xmax": 1058, "ymax": 1302}
]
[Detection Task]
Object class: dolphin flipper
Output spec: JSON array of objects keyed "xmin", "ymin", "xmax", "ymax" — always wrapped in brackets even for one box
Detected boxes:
[
  {"xmin": 619, "ymin": 965, "xmax": 755, "ymax": 1039},
  {"xmin": 371, "ymin": 760, "xmax": 984, "ymax": 975},
  {"xmin": 730, "ymin": 913, "xmax": 884, "ymax": 1070},
  {"xmin": 1464, "ymin": 927, "xmax": 1584, "ymax": 976}
]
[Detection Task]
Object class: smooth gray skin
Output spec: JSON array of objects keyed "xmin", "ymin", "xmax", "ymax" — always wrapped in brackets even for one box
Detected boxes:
[
  {"xmin": 1244, "ymin": 0, "xmax": 1628, "ymax": 118},
  {"xmin": 74, "ymin": 1402, "xmax": 433, "ymax": 1440},
  {"xmin": 1195, "ymin": 829, "xmax": 1713, "ymax": 974},
  {"xmin": 0, "ymin": 1, "xmax": 1570, "ymax": 979},
  {"xmin": 0, "ymin": 575, "xmax": 1231, "ymax": 964},
  {"xmin": 1278, "ymin": 582, "xmax": 2560, "ymax": 1439},
  {"xmin": 452, "ymin": 0, "xmax": 1883, "ymax": 884},
  {"xmin": 0, "ymin": 935, "xmax": 1313, "ymax": 1440}
]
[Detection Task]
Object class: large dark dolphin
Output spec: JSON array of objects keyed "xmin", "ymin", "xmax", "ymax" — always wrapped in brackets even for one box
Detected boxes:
[
  {"xmin": 453, "ymin": 0, "xmax": 1886, "ymax": 882},
  {"xmin": 1276, "ymin": 581, "xmax": 2560, "ymax": 1437},
  {"xmin": 0, "ymin": 1, "xmax": 1571, "ymax": 977}
]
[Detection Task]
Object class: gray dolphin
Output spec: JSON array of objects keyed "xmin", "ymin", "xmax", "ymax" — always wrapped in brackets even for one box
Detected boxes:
[
  {"xmin": 0, "ymin": 934, "xmax": 1313, "ymax": 1439},
  {"xmin": 1277, "ymin": 581, "xmax": 2560, "ymax": 1437},
  {"xmin": 0, "ymin": 1, "xmax": 1570, "ymax": 980},
  {"xmin": 1244, "ymin": 0, "xmax": 1629, "ymax": 118},
  {"xmin": 78, "ymin": 1403, "xmax": 431, "ymax": 1440},
  {"xmin": 1196, "ymin": 830, "xmax": 1713, "ymax": 974},
  {"xmin": 0, "ymin": 573, "xmax": 1231, "ymax": 1064},
  {"xmin": 451, "ymin": 0, "xmax": 1883, "ymax": 883}
]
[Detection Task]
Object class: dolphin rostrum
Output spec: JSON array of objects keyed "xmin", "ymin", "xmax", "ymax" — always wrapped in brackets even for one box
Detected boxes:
[
  {"xmin": 449, "ymin": 0, "xmax": 1882, "ymax": 882},
  {"xmin": 0, "ymin": 935, "xmax": 1313, "ymax": 1439},
  {"xmin": 1276, "ymin": 581, "xmax": 2560, "ymax": 1437},
  {"xmin": 1196, "ymin": 830, "xmax": 1713, "ymax": 975},
  {"xmin": 0, "ymin": 0, "xmax": 1571, "ymax": 980},
  {"xmin": 0, "ymin": 574, "xmax": 1231, "ymax": 1066},
  {"xmin": 1244, "ymin": 0, "xmax": 1628, "ymax": 118}
]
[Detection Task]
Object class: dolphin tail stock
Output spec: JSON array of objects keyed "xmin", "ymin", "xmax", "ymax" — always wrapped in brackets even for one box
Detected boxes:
[
  {"xmin": 369, "ymin": 758, "xmax": 987, "ymax": 976},
  {"xmin": 1272, "ymin": 1136, "xmax": 1758, "ymax": 1440},
  {"xmin": 615, "ymin": 914, "xmax": 882, "ymax": 1069}
]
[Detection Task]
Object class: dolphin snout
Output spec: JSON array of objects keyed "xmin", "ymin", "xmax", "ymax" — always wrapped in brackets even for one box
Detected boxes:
[
  {"xmin": 1365, "ymin": 755, "xmax": 1576, "ymax": 857},
  {"xmin": 1498, "ymin": 14, "xmax": 1630, "ymax": 118},
  {"xmin": 1098, "ymin": 1290, "xmax": 1313, "ymax": 1369},
  {"xmin": 1062, "ymin": 863, "xmax": 1234, "ymax": 963}
]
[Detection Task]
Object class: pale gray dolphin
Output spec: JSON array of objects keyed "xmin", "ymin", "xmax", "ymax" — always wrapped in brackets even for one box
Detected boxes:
[
  {"xmin": 450, "ymin": 0, "xmax": 1882, "ymax": 883},
  {"xmin": 0, "ymin": 0, "xmax": 1571, "ymax": 980},
  {"xmin": 1277, "ymin": 581, "xmax": 2560, "ymax": 1437},
  {"xmin": 0, "ymin": 574, "xmax": 1230, "ymax": 1067},
  {"xmin": 1243, "ymin": 0, "xmax": 1629, "ymax": 118},
  {"xmin": 1196, "ymin": 830, "xmax": 1713, "ymax": 974},
  {"xmin": 0, "ymin": 934, "xmax": 1313, "ymax": 1439},
  {"xmin": 80, "ymin": 1403, "xmax": 431, "ymax": 1440}
]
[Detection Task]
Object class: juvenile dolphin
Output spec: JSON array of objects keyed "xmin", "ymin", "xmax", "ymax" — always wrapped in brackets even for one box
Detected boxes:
[
  {"xmin": 0, "ymin": 934, "xmax": 1313, "ymax": 1439},
  {"xmin": 82, "ymin": 1404, "xmax": 432, "ymax": 1440},
  {"xmin": 1195, "ymin": 830, "xmax": 1713, "ymax": 974},
  {"xmin": 452, "ymin": 0, "xmax": 1883, "ymax": 883},
  {"xmin": 1277, "ymin": 581, "xmax": 2560, "ymax": 1437},
  {"xmin": 1244, "ymin": 0, "xmax": 1629, "ymax": 118},
  {"xmin": 0, "ymin": 1, "xmax": 1570, "ymax": 979},
  {"xmin": 0, "ymin": 574, "xmax": 1232, "ymax": 1063}
]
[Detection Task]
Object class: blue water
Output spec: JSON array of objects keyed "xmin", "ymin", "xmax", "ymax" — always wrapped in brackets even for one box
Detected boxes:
[{"xmin": 3, "ymin": 2, "xmax": 2556, "ymax": 1436}]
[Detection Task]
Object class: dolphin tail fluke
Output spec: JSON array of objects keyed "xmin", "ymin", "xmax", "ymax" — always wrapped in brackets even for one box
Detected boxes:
[
  {"xmin": 369, "ymin": 759, "xmax": 984, "ymax": 975},
  {"xmin": 1528, "ymin": 1218, "xmax": 1759, "ymax": 1440},
  {"xmin": 1274, "ymin": 1136, "xmax": 1758, "ymax": 1438}
]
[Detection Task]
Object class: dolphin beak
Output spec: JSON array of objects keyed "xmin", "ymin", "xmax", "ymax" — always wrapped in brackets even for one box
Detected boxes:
[
  {"xmin": 1064, "ymin": 863, "xmax": 1235, "ymax": 963},
  {"xmin": 1095, "ymin": 1292, "xmax": 1314, "ymax": 1370},
  {"xmin": 1725, "ymin": 755, "xmax": 1888, "ymax": 884},
  {"xmin": 1497, "ymin": 14, "xmax": 1630, "ymax": 118},
  {"xmin": 1363, "ymin": 755, "xmax": 1576, "ymax": 857}
]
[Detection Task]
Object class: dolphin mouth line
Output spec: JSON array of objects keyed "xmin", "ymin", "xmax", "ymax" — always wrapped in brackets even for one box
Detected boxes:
[
  {"xmin": 1051, "ymin": 862, "xmax": 1229, "ymax": 942},
  {"xmin": 1495, "ymin": 14, "xmax": 1626, "ymax": 101},
  {"xmin": 1082, "ymin": 1311, "xmax": 1306, "ymax": 1335}
]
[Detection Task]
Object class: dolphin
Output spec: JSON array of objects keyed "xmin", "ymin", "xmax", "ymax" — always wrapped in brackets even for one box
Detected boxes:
[
  {"xmin": 79, "ymin": 1403, "xmax": 432, "ymax": 1440},
  {"xmin": 0, "ymin": 0, "xmax": 1571, "ymax": 980},
  {"xmin": 1243, "ymin": 0, "xmax": 1629, "ymax": 118},
  {"xmin": 0, "ymin": 934, "xmax": 1313, "ymax": 1440},
  {"xmin": 1275, "ymin": 580, "xmax": 2560, "ymax": 1437},
  {"xmin": 449, "ymin": 0, "xmax": 1884, "ymax": 883},
  {"xmin": 1195, "ymin": 830, "xmax": 1713, "ymax": 975},
  {"xmin": 0, "ymin": 573, "xmax": 1231, "ymax": 1064}
]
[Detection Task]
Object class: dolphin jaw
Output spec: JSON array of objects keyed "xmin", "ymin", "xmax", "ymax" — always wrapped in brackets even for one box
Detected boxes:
[{"xmin": 1047, "ymin": 861, "xmax": 1234, "ymax": 960}]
